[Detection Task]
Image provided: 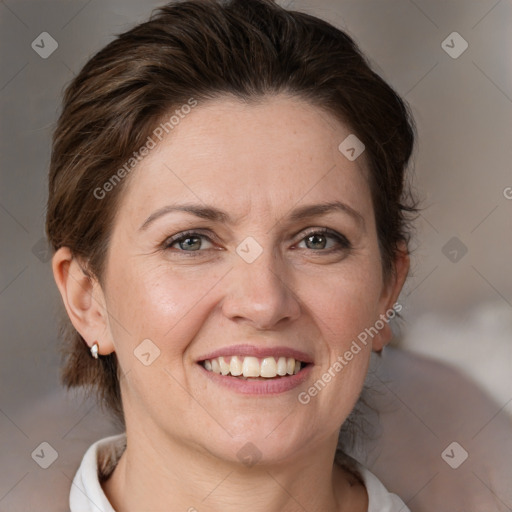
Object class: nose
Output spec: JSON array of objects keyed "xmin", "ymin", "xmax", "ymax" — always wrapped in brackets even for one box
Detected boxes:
[{"xmin": 221, "ymin": 245, "xmax": 301, "ymax": 330}]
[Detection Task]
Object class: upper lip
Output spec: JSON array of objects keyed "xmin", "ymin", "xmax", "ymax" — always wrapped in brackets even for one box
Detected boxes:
[{"xmin": 197, "ymin": 344, "xmax": 314, "ymax": 364}]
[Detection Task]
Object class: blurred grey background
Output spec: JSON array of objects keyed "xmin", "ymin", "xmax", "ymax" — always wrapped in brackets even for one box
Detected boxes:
[{"xmin": 1, "ymin": 0, "xmax": 511, "ymax": 510}]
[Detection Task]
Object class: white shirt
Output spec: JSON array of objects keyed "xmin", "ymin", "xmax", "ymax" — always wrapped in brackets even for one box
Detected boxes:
[{"xmin": 70, "ymin": 434, "xmax": 411, "ymax": 512}]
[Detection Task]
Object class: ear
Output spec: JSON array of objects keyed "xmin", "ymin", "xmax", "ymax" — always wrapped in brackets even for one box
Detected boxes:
[
  {"xmin": 51, "ymin": 247, "xmax": 115, "ymax": 356},
  {"xmin": 372, "ymin": 242, "xmax": 410, "ymax": 352}
]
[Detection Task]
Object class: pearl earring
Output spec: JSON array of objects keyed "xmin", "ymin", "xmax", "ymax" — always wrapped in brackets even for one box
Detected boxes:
[{"xmin": 90, "ymin": 342, "xmax": 99, "ymax": 359}]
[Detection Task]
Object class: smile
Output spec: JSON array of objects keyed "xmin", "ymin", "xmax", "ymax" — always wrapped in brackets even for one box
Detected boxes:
[
  {"xmin": 201, "ymin": 356, "xmax": 305, "ymax": 379},
  {"xmin": 196, "ymin": 344, "xmax": 313, "ymax": 393}
]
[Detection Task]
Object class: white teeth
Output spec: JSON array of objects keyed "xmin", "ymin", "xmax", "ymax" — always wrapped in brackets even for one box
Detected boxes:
[
  {"xmin": 219, "ymin": 356, "xmax": 230, "ymax": 375},
  {"xmin": 277, "ymin": 357, "xmax": 288, "ymax": 376},
  {"xmin": 202, "ymin": 355, "xmax": 304, "ymax": 378},
  {"xmin": 230, "ymin": 356, "xmax": 243, "ymax": 376},
  {"xmin": 260, "ymin": 357, "xmax": 277, "ymax": 378},
  {"xmin": 286, "ymin": 357, "xmax": 295, "ymax": 375},
  {"xmin": 242, "ymin": 356, "xmax": 260, "ymax": 377},
  {"xmin": 211, "ymin": 358, "xmax": 220, "ymax": 374}
]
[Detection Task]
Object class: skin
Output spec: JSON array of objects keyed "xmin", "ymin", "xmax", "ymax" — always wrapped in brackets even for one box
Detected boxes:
[{"xmin": 52, "ymin": 94, "xmax": 409, "ymax": 511}]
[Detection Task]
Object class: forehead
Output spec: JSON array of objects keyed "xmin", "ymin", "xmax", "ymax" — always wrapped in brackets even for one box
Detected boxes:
[{"xmin": 118, "ymin": 94, "xmax": 372, "ymax": 224}]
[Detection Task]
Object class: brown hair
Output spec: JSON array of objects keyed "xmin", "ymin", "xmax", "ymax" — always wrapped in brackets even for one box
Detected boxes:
[{"xmin": 46, "ymin": 0, "xmax": 417, "ymax": 434}]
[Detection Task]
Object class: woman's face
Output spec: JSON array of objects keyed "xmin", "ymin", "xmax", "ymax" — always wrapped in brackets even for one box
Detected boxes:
[{"xmin": 98, "ymin": 94, "xmax": 405, "ymax": 465}]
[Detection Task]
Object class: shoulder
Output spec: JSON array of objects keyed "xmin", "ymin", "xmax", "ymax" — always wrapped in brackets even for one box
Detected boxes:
[
  {"xmin": 69, "ymin": 433, "xmax": 126, "ymax": 512},
  {"xmin": 356, "ymin": 464, "xmax": 411, "ymax": 512}
]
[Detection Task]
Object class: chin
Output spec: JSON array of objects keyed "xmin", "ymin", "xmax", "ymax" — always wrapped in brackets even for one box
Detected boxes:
[{"xmin": 200, "ymin": 415, "xmax": 317, "ymax": 467}]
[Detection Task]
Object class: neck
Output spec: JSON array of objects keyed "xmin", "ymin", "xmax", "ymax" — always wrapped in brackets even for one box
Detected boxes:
[{"xmin": 102, "ymin": 423, "xmax": 365, "ymax": 512}]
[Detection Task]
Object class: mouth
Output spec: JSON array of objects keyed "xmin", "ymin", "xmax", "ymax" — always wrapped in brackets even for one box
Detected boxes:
[{"xmin": 199, "ymin": 355, "xmax": 310, "ymax": 380}]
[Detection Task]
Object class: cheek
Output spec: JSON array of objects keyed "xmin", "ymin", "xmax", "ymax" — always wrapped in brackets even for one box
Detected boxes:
[
  {"xmin": 105, "ymin": 262, "xmax": 225, "ymax": 368},
  {"xmin": 295, "ymin": 268, "xmax": 380, "ymax": 432},
  {"xmin": 102, "ymin": 263, "xmax": 227, "ymax": 420},
  {"xmin": 307, "ymin": 260, "xmax": 384, "ymax": 350}
]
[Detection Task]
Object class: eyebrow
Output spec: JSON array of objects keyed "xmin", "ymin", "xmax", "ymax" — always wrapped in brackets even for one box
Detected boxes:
[{"xmin": 139, "ymin": 200, "xmax": 365, "ymax": 231}]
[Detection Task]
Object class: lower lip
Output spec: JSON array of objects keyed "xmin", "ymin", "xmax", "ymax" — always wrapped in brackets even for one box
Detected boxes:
[{"xmin": 197, "ymin": 364, "xmax": 312, "ymax": 395}]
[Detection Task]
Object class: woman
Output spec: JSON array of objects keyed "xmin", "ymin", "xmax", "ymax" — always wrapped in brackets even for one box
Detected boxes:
[{"xmin": 46, "ymin": 0, "xmax": 416, "ymax": 510}]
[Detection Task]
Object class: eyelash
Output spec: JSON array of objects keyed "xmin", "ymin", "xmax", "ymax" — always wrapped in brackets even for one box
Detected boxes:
[{"xmin": 162, "ymin": 228, "xmax": 351, "ymax": 256}]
